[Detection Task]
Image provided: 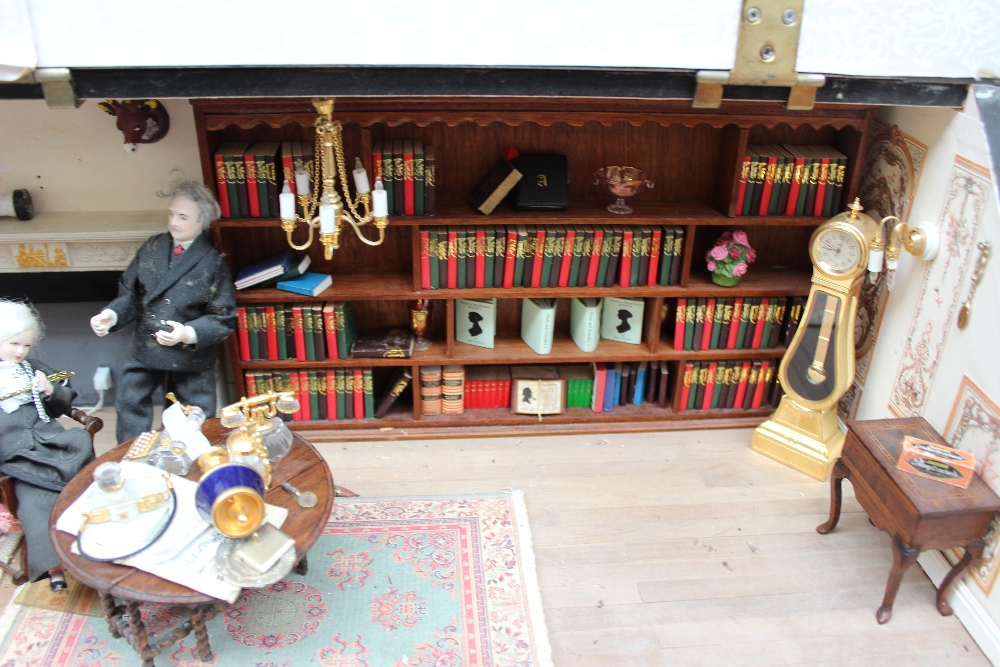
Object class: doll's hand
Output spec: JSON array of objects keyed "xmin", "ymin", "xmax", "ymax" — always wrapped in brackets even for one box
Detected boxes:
[
  {"xmin": 33, "ymin": 370, "xmax": 53, "ymax": 395},
  {"xmin": 155, "ymin": 321, "xmax": 197, "ymax": 347},
  {"xmin": 90, "ymin": 310, "xmax": 117, "ymax": 337}
]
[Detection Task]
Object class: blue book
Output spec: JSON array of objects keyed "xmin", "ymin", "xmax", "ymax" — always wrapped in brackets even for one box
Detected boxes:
[
  {"xmin": 235, "ymin": 249, "xmax": 295, "ymax": 289},
  {"xmin": 276, "ymin": 271, "xmax": 332, "ymax": 297},
  {"xmin": 603, "ymin": 365, "xmax": 617, "ymax": 412},
  {"xmin": 633, "ymin": 360, "xmax": 648, "ymax": 405}
]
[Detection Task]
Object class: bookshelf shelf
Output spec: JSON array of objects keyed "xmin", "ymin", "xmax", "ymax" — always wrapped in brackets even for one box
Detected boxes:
[{"xmin": 195, "ymin": 96, "xmax": 874, "ymax": 438}]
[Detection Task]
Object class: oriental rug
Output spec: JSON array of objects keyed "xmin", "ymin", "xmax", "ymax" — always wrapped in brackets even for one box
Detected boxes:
[{"xmin": 0, "ymin": 491, "xmax": 553, "ymax": 667}]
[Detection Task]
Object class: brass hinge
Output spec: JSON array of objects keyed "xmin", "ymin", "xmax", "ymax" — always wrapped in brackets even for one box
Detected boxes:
[
  {"xmin": 694, "ymin": 0, "xmax": 824, "ymax": 110},
  {"xmin": 32, "ymin": 68, "xmax": 81, "ymax": 109}
]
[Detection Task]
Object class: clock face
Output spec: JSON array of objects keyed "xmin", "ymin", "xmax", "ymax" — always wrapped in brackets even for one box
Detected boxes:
[{"xmin": 813, "ymin": 227, "xmax": 863, "ymax": 277}]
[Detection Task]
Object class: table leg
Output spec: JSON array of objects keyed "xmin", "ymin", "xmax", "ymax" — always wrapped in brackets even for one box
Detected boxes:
[
  {"xmin": 191, "ymin": 605, "xmax": 213, "ymax": 662},
  {"xmin": 99, "ymin": 591, "xmax": 121, "ymax": 638},
  {"xmin": 816, "ymin": 459, "xmax": 848, "ymax": 535},
  {"xmin": 124, "ymin": 599, "xmax": 156, "ymax": 667},
  {"xmin": 294, "ymin": 554, "xmax": 309, "ymax": 576},
  {"xmin": 877, "ymin": 537, "xmax": 920, "ymax": 624},
  {"xmin": 936, "ymin": 539, "xmax": 983, "ymax": 617}
]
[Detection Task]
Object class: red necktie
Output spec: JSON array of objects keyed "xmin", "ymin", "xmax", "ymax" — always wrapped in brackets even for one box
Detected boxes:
[{"xmin": 173, "ymin": 245, "xmax": 184, "ymax": 256}]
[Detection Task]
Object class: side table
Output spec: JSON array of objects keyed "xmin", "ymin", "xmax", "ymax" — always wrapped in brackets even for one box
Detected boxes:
[
  {"xmin": 817, "ymin": 417, "xmax": 1000, "ymax": 624},
  {"xmin": 49, "ymin": 419, "xmax": 335, "ymax": 666}
]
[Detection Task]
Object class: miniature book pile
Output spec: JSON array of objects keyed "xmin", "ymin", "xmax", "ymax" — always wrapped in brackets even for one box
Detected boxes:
[{"xmin": 895, "ymin": 436, "xmax": 976, "ymax": 489}]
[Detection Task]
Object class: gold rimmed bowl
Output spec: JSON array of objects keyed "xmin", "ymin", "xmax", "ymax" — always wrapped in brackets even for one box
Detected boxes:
[{"xmin": 593, "ymin": 166, "xmax": 653, "ymax": 214}]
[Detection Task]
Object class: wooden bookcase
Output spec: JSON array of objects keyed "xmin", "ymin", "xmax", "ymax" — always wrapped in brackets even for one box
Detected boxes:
[{"xmin": 192, "ymin": 97, "xmax": 874, "ymax": 440}]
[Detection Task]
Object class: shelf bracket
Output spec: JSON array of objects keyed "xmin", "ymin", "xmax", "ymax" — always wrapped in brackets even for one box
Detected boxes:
[
  {"xmin": 693, "ymin": 0, "xmax": 824, "ymax": 111},
  {"xmin": 33, "ymin": 68, "xmax": 81, "ymax": 109}
]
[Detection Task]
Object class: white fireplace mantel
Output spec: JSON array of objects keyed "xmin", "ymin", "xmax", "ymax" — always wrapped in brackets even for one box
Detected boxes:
[{"xmin": 0, "ymin": 211, "xmax": 163, "ymax": 272}]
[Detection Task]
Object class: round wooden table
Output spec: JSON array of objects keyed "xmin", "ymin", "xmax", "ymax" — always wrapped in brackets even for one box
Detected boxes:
[{"xmin": 48, "ymin": 419, "xmax": 335, "ymax": 667}]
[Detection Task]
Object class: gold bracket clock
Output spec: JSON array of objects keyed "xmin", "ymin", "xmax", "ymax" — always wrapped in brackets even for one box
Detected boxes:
[{"xmin": 752, "ymin": 200, "xmax": 881, "ymax": 481}]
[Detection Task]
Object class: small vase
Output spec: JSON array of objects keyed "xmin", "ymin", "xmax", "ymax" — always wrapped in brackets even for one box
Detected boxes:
[{"xmin": 711, "ymin": 271, "xmax": 741, "ymax": 287}]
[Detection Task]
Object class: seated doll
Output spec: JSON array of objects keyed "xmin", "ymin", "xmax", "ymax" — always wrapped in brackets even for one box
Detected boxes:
[{"xmin": 0, "ymin": 300, "xmax": 94, "ymax": 589}]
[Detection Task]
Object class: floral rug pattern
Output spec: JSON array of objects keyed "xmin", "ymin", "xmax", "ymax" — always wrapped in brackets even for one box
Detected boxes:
[{"xmin": 0, "ymin": 492, "xmax": 551, "ymax": 667}]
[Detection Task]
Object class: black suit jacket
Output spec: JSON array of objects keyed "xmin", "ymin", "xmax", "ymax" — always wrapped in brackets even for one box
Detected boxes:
[{"xmin": 106, "ymin": 232, "xmax": 237, "ymax": 372}]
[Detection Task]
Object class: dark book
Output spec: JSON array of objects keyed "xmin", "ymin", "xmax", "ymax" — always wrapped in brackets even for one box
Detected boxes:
[
  {"xmin": 636, "ymin": 226, "xmax": 652, "ymax": 287},
  {"xmin": 701, "ymin": 298, "xmax": 716, "ymax": 351},
  {"xmin": 709, "ymin": 297, "xmax": 725, "ymax": 349},
  {"xmin": 669, "ymin": 228, "xmax": 685, "ymax": 286},
  {"xmin": 466, "ymin": 227, "xmax": 478, "ymax": 289},
  {"xmin": 310, "ymin": 371, "xmax": 324, "ymax": 421},
  {"xmin": 710, "ymin": 362, "xmax": 726, "ymax": 409},
  {"xmin": 334, "ymin": 369, "xmax": 347, "ymax": 420},
  {"xmin": 380, "ymin": 141, "xmax": 394, "ymax": 215},
  {"xmin": 514, "ymin": 154, "xmax": 569, "ymax": 210},
  {"xmin": 619, "ymin": 363, "xmax": 632, "ymax": 406},
  {"xmin": 427, "ymin": 228, "xmax": 440, "ymax": 289},
  {"xmin": 513, "ymin": 225, "xmax": 529, "ymax": 287},
  {"xmin": 769, "ymin": 300, "xmax": 786, "ymax": 348},
  {"xmin": 254, "ymin": 141, "xmax": 281, "ymax": 218},
  {"xmin": 274, "ymin": 303, "xmax": 287, "ymax": 359},
  {"xmin": 283, "ymin": 306, "xmax": 296, "ymax": 360},
  {"xmin": 576, "ymin": 227, "xmax": 594, "ymax": 287},
  {"xmin": 423, "ymin": 145, "xmax": 436, "ymax": 215},
  {"xmin": 801, "ymin": 146, "xmax": 820, "ymax": 217},
  {"xmin": 245, "ymin": 306, "xmax": 259, "ymax": 360},
  {"xmin": 694, "ymin": 363, "xmax": 709, "ymax": 409},
  {"xmin": 521, "ymin": 226, "xmax": 538, "ymax": 288},
  {"xmin": 350, "ymin": 328, "xmax": 415, "ymax": 358},
  {"xmin": 311, "ymin": 303, "xmax": 326, "ymax": 361},
  {"xmin": 469, "ymin": 158, "xmax": 521, "ymax": 215},
  {"xmin": 483, "ymin": 227, "xmax": 494, "ymax": 288},
  {"xmin": 493, "ymin": 224, "xmax": 507, "ymax": 288},
  {"xmin": 363, "ymin": 368, "xmax": 375, "ymax": 418},
  {"xmin": 302, "ymin": 305, "xmax": 316, "ymax": 361},
  {"xmin": 216, "ymin": 142, "xmax": 249, "ymax": 218},
  {"xmin": 403, "ymin": 140, "xmax": 415, "ymax": 215},
  {"xmin": 234, "ymin": 249, "xmax": 295, "ymax": 290},
  {"xmin": 392, "ymin": 139, "xmax": 405, "ymax": 216},
  {"xmin": 334, "ymin": 301, "xmax": 357, "ymax": 361},
  {"xmin": 773, "ymin": 144, "xmax": 794, "ymax": 216},
  {"xmin": 456, "ymin": 227, "xmax": 468, "ymax": 289},
  {"xmin": 414, "ymin": 141, "xmax": 425, "ymax": 216},
  {"xmin": 343, "ymin": 369, "xmax": 354, "ymax": 420},
  {"xmin": 748, "ymin": 146, "xmax": 767, "ymax": 217},
  {"xmin": 539, "ymin": 225, "xmax": 558, "ymax": 288},
  {"xmin": 609, "ymin": 224, "xmax": 627, "ymax": 287},
  {"xmin": 645, "ymin": 361, "xmax": 659, "ymax": 405},
  {"xmin": 243, "ymin": 147, "xmax": 262, "ymax": 217},
  {"xmin": 606, "ymin": 224, "xmax": 624, "ymax": 288},
  {"xmin": 743, "ymin": 361, "xmax": 762, "ymax": 409},
  {"xmin": 547, "ymin": 226, "xmax": 566, "ymax": 288},
  {"xmin": 717, "ymin": 361, "xmax": 733, "ymax": 409},
  {"xmin": 716, "ymin": 298, "xmax": 733, "ymax": 350},
  {"xmin": 256, "ymin": 254, "xmax": 312, "ymax": 289},
  {"xmin": 375, "ymin": 368, "xmax": 412, "ymax": 418},
  {"xmin": 683, "ymin": 299, "xmax": 696, "ymax": 351},
  {"xmin": 658, "ymin": 226, "xmax": 675, "ymax": 286},
  {"xmin": 692, "ymin": 298, "xmax": 706, "ymax": 351},
  {"xmin": 782, "ymin": 144, "xmax": 808, "ymax": 216},
  {"xmin": 568, "ymin": 225, "xmax": 586, "ymax": 287},
  {"xmin": 741, "ymin": 146, "xmax": 760, "ymax": 217}
]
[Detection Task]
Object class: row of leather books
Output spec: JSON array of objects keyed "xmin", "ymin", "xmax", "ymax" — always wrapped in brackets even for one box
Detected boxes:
[
  {"xmin": 672, "ymin": 295, "xmax": 807, "ymax": 351},
  {"xmin": 590, "ymin": 360, "xmax": 671, "ymax": 412},
  {"xmin": 371, "ymin": 140, "xmax": 436, "ymax": 216},
  {"xmin": 235, "ymin": 302, "xmax": 357, "ymax": 362},
  {"xmin": 244, "ymin": 368, "xmax": 375, "ymax": 421},
  {"xmin": 214, "ymin": 140, "xmax": 307, "ymax": 219},
  {"xmin": 419, "ymin": 224, "xmax": 685, "ymax": 290},
  {"xmin": 678, "ymin": 359, "xmax": 780, "ymax": 412},
  {"xmin": 735, "ymin": 144, "xmax": 848, "ymax": 218}
]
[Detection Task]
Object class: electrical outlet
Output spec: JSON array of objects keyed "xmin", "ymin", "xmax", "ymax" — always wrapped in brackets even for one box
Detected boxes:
[{"xmin": 93, "ymin": 366, "xmax": 112, "ymax": 391}]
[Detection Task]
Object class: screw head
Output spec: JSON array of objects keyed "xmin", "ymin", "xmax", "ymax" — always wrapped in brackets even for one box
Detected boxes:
[
  {"xmin": 782, "ymin": 8, "xmax": 798, "ymax": 25},
  {"xmin": 745, "ymin": 7, "xmax": 761, "ymax": 23},
  {"xmin": 760, "ymin": 45, "xmax": 776, "ymax": 62}
]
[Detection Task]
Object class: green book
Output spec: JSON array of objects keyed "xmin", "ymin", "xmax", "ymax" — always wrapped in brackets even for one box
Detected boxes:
[
  {"xmin": 484, "ymin": 226, "xmax": 495, "ymax": 288},
  {"xmin": 275, "ymin": 303, "xmax": 287, "ymax": 359},
  {"xmin": 513, "ymin": 225, "xmax": 529, "ymax": 288},
  {"xmin": 796, "ymin": 150, "xmax": 816, "ymax": 217},
  {"xmin": 216, "ymin": 142, "xmax": 249, "ymax": 218},
  {"xmin": 308, "ymin": 370, "xmax": 320, "ymax": 420},
  {"xmin": 658, "ymin": 226, "xmax": 675, "ymax": 286},
  {"xmin": 669, "ymin": 228, "xmax": 685, "ymax": 286},
  {"xmin": 492, "ymin": 224, "xmax": 507, "ymax": 288},
  {"xmin": 629, "ymin": 226, "xmax": 644, "ymax": 287},
  {"xmin": 456, "ymin": 227, "xmax": 468, "ymax": 289},
  {"xmin": 334, "ymin": 301, "xmax": 358, "ymax": 360},
  {"xmin": 741, "ymin": 146, "xmax": 760, "ymax": 217},
  {"xmin": 247, "ymin": 306, "xmax": 260, "ymax": 360},
  {"xmin": 539, "ymin": 225, "xmax": 557, "ymax": 288},
  {"xmin": 381, "ymin": 141, "xmax": 394, "ymax": 216},
  {"xmin": 595, "ymin": 224, "xmax": 613, "ymax": 287},
  {"xmin": 568, "ymin": 225, "xmax": 586, "ymax": 287},
  {"xmin": 363, "ymin": 367, "xmax": 375, "ymax": 418},
  {"xmin": 760, "ymin": 300, "xmax": 776, "ymax": 350},
  {"xmin": 335, "ymin": 369, "xmax": 346, "ymax": 420},
  {"xmin": 414, "ymin": 140, "xmax": 425, "ymax": 216},
  {"xmin": 736, "ymin": 298, "xmax": 753, "ymax": 350},
  {"xmin": 687, "ymin": 362, "xmax": 701, "ymax": 410},
  {"xmin": 710, "ymin": 363, "xmax": 725, "ymax": 409},
  {"xmin": 709, "ymin": 297, "xmax": 724, "ymax": 349},
  {"xmin": 302, "ymin": 305, "xmax": 316, "ymax": 361},
  {"xmin": 683, "ymin": 300, "xmax": 696, "ymax": 351},
  {"xmin": 427, "ymin": 229, "xmax": 440, "ymax": 289}
]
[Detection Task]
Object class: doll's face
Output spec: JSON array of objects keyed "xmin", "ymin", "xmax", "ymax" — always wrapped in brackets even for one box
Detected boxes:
[
  {"xmin": 0, "ymin": 327, "xmax": 36, "ymax": 363},
  {"xmin": 167, "ymin": 195, "xmax": 203, "ymax": 243}
]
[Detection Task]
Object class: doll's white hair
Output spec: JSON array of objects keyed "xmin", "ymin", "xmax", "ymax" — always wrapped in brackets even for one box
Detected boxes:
[
  {"xmin": 0, "ymin": 300, "xmax": 42, "ymax": 343},
  {"xmin": 157, "ymin": 170, "xmax": 221, "ymax": 231}
]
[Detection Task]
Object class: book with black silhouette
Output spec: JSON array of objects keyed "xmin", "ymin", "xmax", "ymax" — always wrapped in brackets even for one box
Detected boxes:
[
  {"xmin": 455, "ymin": 298, "xmax": 497, "ymax": 349},
  {"xmin": 600, "ymin": 296, "xmax": 645, "ymax": 345}
]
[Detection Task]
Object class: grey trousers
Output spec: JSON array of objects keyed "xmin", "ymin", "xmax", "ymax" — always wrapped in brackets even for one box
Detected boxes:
[{"xmin": 116, "ymin": 356, "xmax": 217, "ymax": 444}]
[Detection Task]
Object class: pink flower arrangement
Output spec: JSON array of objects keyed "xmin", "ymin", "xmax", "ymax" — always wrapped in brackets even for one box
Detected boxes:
[{"xmin": 705, "ymin": 230, "xmax": 756, "ymax": 281}]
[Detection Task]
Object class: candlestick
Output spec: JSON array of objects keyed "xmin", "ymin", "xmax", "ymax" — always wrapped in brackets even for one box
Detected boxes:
[
  {"xmin": 372, "ymin": 178, "xmax": 388, "ymax": 217},
  {"xmin": 353, "ymin": 157, "xmax": 371, "ymax": 194},
  {"xmin": 319, "ymin": 194, "xmax": 335, "ymax": 233},
  {"xmin": 279, "ymin": 181, "xmax": 295, "ymax": 219},
  {"xmin": 295, "ymin": 169, "xmax": 311, "ymax": 196}
]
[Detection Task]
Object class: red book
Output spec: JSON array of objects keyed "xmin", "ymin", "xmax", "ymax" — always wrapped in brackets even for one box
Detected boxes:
[
  {"xmin": 678, "ymin": 362, "xmax": 694, "ymax": 411},
  {"xmin": 702, "ymin": 362, "xmax": 718, "ymax": 410},
  {"xmin": 751, "ymin": 360, "xmax": 771, "ymax": 408},
  {"xmin": 700, "ymin": 298, "xmax": 716, "ymax": 350},
  {"xmin": 213, "ymin": 152, "xmax": 231, "ymax": 218},
  {"xmin": 750, "ymin": 297, "xmax": 769, "ymax": 349},
  {"xmin": 419, "ymin": 229, "xmax": 431, "ymax": 289},
  {"xmin": 735, "ymin": 153, "xmax": 752, "ymax": 215},
  {"xmin": 322, "ymin": 302, "xmax": 338, "ymax": 360},
  {"xmin": 474, "ymin": 228, "xmax": 486, "ymax": 288},
  {"xmin": 353, "ymin": 369, "xmax": 364, "ymax": 419},
  {"xmin": 757, "ymin": 149, "xmax": 778, "ymax": 216},
  {"xmin": 403, "ymin": 140, "xmax": 415, "ymax": 215},
  {"xmin": 585, "ymin": 227, "xmax": 605, "ymax": 287},
  {"xmin": 647, "ymin": 228, "xmax": 662, "ymax": 287},
  {"xmin": 264, "ymin": 305, "xmax": 278, "ymax": 361},
  {"xmin": 502, "ymin": 227, "xmax": 517, "ymax": 288},
  {"xmin": 591, "ymin": 362, "xmax": 607, "ymax": 412},
  {"xmin": 783, "ymin": 146, "xmax": 807, "ymax": 216},
  {"xmin": 726, "ymin": 298, "xmax": 744, "ymax": 349},
  {"xmin": 618, "ymin": 227, "xmax": 634, "ymax": 288},
  {"xmin": 674, "ymin": 298, "xmax": 686, "ymax": 350},
  {"xmin": 292, "ymin": 305, "xmax": 306, "ymax": 362},
  {"xmin": 732, "ymin": 361, "xmax": 752, "ymax": 408},
  {"xmin": 446, "ymin": 228, "xmax": 458, "ymax": 289},
  {"xmin": 297, "ymin": 370, "xmax": 311, "ymax": 421},
  {"xmin": 530, "ymin": 227, "xmax": 546, "ymax": 287},
  {"xmin": 280, "ymin": 140, "xmax": 296, "ymax": 199},
  {"xmin": 235, "ymin": 306, "xmax": 250, "ymax": 361},
  {"xmin": 244, "ymin": 371, "xmax": 257, "ymax": 398},
  {"xmin": 243, "ymin": 152, "xmax": 261, "ymax": 217},
  {"xmin": 558, "ymin": 227, "xmax": 576, "ymax": 287},
  {"xmin": 325, "ymin": 370, "xmax": 338, "ymax": 420},
  {"xmin": 813, "ymin": 156, "xmax": 831, "ymax": 217},
  {"xmin": 371, "ymin": 141, "xmax": 383, "ymax": 192}
]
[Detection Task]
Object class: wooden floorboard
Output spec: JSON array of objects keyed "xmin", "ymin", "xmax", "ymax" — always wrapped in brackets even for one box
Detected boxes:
[{"xmin": 8, "ymin": 412, "xmax": 986, "ymax": 666}]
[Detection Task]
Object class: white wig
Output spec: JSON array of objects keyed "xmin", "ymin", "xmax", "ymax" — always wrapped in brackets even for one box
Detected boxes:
[{"xmin": 0, "ymin": 300, "xmax": 42, "ymax": 343}]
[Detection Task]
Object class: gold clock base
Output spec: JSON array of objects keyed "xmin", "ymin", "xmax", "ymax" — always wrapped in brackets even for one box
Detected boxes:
[{"xmin": 752, "ymin": 395, "xmax": 846, "ymax": 481}]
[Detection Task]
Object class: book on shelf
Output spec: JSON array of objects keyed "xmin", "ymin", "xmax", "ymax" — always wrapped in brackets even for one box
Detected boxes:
[
  {"xmin": 376, "ymin": 141, "xmax": 393, "ymax": 215},
  {"xmin": 604, "ymin": 224, "xmax": 622, "ymax": 288},
  {"xmin": 374, "ymin": 368, "xmax": 411, "ymax": 418},
  {"xmin": 419, "ymin": 365, "xmax": 442, "ymax": 416},
  {"xmin": 413, "ymin": 141, "xmax": 425, "ymax": 216},
  {"xmin": 243, "ymin": 148, "xmax": 261, "ymax": 218},
  {"xmin": 392, "ymin": 140, "xmax": 405, "ymax": 216},
  {"xmin": 529, "ymin": 226, "xmax": 546, "ymax": 288},
  {"xmin": 521, "ymin": 298, "xmax": 556, "ymax": 355},
  {"xmin": 740, "ymin": 146, "xmax": 760, "ymax": 216},
  {"xmin": 301, "ymin": 306, "xmax": 316, "ymax": 361},
  {"xmin": 362, "ymin": 368, "xmax": 375, "ymax": 418},
  {"xmin": 668, "ymin": 228, "xmax": 684, "ymax": 286},
  {"xmin": 350, "ymin": 328, "xmax": 414, "ymax": 358},
  {"xmin": 441, "ymin": 365, "xmax": 464, "ymax": 415},
  {"xmin": 445, "ymin": 227, "xmax": 458, "ymax": 289},
  {"xmin": 493, "ymin": 225, "xmax": 508, "ymax": 288},
  {"xmin": 735, "ymin": 150, "xmax": 753, "ymax": 215},
  {"xmin": 694, "ymin": 363, "xmax": 709, "ymax": 409},
  {"xmin": 419, "ymin": 229, "xmax": 432, "ymax": 289},
  {"xmin": 603, "ymin": 362, "xmax": 619, "ymax": 411},
  {"xmin": 510, "ymin": 365, "xmax": 565, "ymax": 415},
  {"xmin": 465, "ymin": 366, "xmax": 512, "ymax": 410},
  {"xmin": 590, "ymin": 362, "xmax": 607, "ymax": 412},
  {"xmin": 601, "ymin": 297, "xmax": 643, "ymax": 345},
  {"xmin": 480, "ymin": 227, "xmax": 492, "ymax": 288},
  {"xmin": 569, "ymin": 297, "xmax": 602, "ymax": 353},
  {"xmin": 276, "ymin": 272, "xmax": 331, "ymax": 297},
  {"xmin": 656, "ymin": 360, "xmax": 670, "ymax": 408},
  {"xmin": 700, "ymin": 298, "xmax": 715, "ymax": 351},
  {"xmin": 568, "ymin": 225, "xmax": 586, "ymax": 287},
  {"xmin": 424, "ymin": 145, "xmax": 436, "ymax": 215},
  {"xmin": 332, "ymin": 302, "xmax": 357, "ymax": 360},
  {"xmin": 258, "ymin": 254, "xmax": 312, "ymax": 289},
  {"xmin": 585, "ymin": 226, "xmax": 604, "ymax": 288},
  {"xmin": 264, "ymin": 305, "xmax": 278, "ymax": 361},
  {"xmin": 403, "ymin": 140, "xmax": 415, "ymax": 215},
  {"xmin": 683, "ymin": 299, "xmax": 697, "ymax": 351},
  {"xmin": 673, "ymin": 298, "xmax": 686, "ymax": 351},
  {"xmin": 235, "ymin": 249, "xmax": 297, "ymax": 290},
  {"xmin": 617, "ymin": 225, "xmax": 633, "ymax": 288},
  {"xmin": 246, "ymin": 306, "xmax": 260, "ymax": 360},
  {"xmin": 703, "ymin": 361, "xmax": 718, "ymax": 410},
  {"xmin": 469, "ymin": 158, "xmax": 522, "ymax": 215},
  {"xmin": 215, "ymin": 142, "xmax": 249, "ymax": 218},
  {"xmin": 455, "ymin": 298, "xmax": 497, "ymax": 349},
  {"xmin": 311, "ymin": 303, "xmax": 326, "ymax": 360},
  {"xmin": 212, "ymin": 147, "xmax": 232, "ymax": 218},
  {"xmin": 236, "ymin": 307, "xmax": 251, "ymax": 361},
  {"xmin": 455, "ymin": 227, "xmax": 468, "ymax": 289},
  {"xmin": 557, "ymin": 364, "xmax": 593, "ymax": 409},
  {"xmin": 636, "ymin": 226, "xmax": 652, "ymax": 288},
  {"xmin": 513, "ymin": 154, "xmax": 569, "ymax": 211},
  {"xmin": 352, "ymin": 368, "xmax": 364, "ymax": 419},
  {"xmin": 678, "ymin": 362, "xmax": 694, "ymax": 411}
]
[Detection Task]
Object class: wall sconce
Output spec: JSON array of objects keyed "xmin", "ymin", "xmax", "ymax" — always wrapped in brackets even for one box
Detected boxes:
[
  {"xmin": 278, "ymin": 98, "xmax": 389, "ymax": 260},
  {"xmin": 850, "ymin": 198, "xmax": 940, "ymax": 272}
]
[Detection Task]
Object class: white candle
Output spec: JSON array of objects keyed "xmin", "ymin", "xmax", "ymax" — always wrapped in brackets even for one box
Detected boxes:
[
  {"xmin": 372, "ymin": 178, "xmax": 388, "ymax": 217},
  {"xmin": 319, "ymin": 193, "xmax": 335, "ymax": 233},
  {"xmin": 353, "ymin": 157, "xmax": 371, "ymax": 194},
  {"xmin": 279, "ymin": 181, "xmax": 295, "ymax": 219},
  {"xmin": 295, "ymin": 169, "xmax": 311, "ymax": 196}
]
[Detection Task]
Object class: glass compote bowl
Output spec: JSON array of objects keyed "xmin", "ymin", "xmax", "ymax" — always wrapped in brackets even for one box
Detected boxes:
[{"xmin": 593, "ymin": 166, "xmax": 654, "ymax": 214}]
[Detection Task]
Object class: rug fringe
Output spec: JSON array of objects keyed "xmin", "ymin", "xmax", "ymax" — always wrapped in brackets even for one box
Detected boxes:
[{"xmin": 508, "ymin": 489, "xmax": 555, "ymax": 667}]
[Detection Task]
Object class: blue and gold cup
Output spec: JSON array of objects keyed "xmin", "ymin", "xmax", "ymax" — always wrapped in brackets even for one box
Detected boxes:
[{"xmin": 195, "ymin": 447, "xmax": 266, "ymax": 539}]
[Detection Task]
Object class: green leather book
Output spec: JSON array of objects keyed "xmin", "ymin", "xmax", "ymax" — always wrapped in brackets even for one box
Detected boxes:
[
  {"xmin": 658, "ymin": 226, "xmax": 675, "ymax": 286},
  {"xmin": 539, "ymin": 225, "xmax": 556, "ymax": 288},
  {"xmin": 275, "ymin": 303, "xmax": 287, "ymax": 359},
  {"xmin": 334, "ymin": 369, "xmax": 346, "ymax": 420},
  {"xmin": 334, "ymin": 302, "xmax": 357, "ymax": 360},
  {"xmin": 414, "ymin": 140, "xmax": 425, "ymax": 216},
  {"xmin": 302, "ymin": 305, "xmax": 316, "ymax": 361},
  {"xmin": 427, "ymin": 229, "xmax": 440, "ymax": 289},
  {"xmin": 363, "ymin": 368, "xmax": 375, "ymax": 418},
  {"xmin": 568, "ymin": 225, "xmax": 586, "ymax": 287},
  {"xmin": 456, "ymin": 227, "xmax": 468, "ymax": 289},
  {"xmin": 484, "ymin": 227, "xmax": 495, "ymax": 288},
  {"xmin": 513, "ymin": 225, "xmax": 529, "ymax": 287},
  {"xmin": 520, "ymin": 298, "xmax": 556, "ymax": 355}
]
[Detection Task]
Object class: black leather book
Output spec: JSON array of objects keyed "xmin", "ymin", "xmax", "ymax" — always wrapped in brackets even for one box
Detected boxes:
[{"xmin": 514, "ymin": 154, "xmax": 569, "ymax": 211}]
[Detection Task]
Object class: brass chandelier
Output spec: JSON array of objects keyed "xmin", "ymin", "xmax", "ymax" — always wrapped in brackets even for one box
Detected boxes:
[{"xmin": 278, "ymin": 98, "xmax": 389, "ymax": 259}]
